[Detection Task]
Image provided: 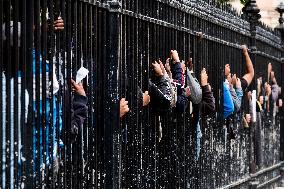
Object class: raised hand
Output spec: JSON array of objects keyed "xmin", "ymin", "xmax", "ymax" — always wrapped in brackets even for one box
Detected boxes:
[
  {"xmin": 120, "ymin": 98, "xmax": 129, "ymax": 118},
  {"xmin": 200, "ymin": 68, "xmax": 208, "ymax": 87},
  {"xmin": 54, "ymin": 17, "xmax": 64, "ymax": 31},
  {"xmin": 170, "ymin": 50, "xmax": 180, "ymax": 63},
  {"xmin": 71, "ymin": 79, "xmax": 86, "ymax": 96}
]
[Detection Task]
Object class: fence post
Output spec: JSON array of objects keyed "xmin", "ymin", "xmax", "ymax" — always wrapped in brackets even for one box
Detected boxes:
[
  {"xmin": 275, "ymin": 2, "xmax": 284, "ymax": 164},
  {"xmin": 105, "ymin": 1, "xmax": 122, "ymax": 188},
  {"xmin": 280, "ymin": 167, "xmax": 284, "ymax": 187},
  {"xmin": 242, "ymin": 0, "xmax": 261, "ymax": 174},
  {"xmin": 275, "ymin": 2, "xmax": 284, "ymax": 186},
  {"xmin": 249, "ymin": 181, "xmax": 259, "ymax": 189}
]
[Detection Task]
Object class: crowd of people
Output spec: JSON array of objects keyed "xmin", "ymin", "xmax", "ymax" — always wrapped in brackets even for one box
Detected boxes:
[
  {"xmin": 1, "ymin": 12, "xmax": 283, "ymax": 180},
  {"xmin": 119, "ymin": 45, "xmax": 282, "ymax": 126}
]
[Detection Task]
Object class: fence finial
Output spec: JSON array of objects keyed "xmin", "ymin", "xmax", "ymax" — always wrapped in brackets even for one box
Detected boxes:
[{"xmin": 242, "ymin": 0, "xmax": 261, "ymax": 23}]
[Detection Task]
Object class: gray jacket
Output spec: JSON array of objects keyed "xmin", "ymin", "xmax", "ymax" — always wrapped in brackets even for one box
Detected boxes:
[
  {"xmin": 185, "ymin": 69, "xmax": 202, "ymax": 104},
  {"xmin": 229, "ymin": 86, "xmax": 243, "ymax": 112}
]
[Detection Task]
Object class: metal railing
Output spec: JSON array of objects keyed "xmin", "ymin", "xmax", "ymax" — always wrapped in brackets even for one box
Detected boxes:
[{"xmin": 0, "ymin": 0, "xmax": 283, "ymax": 188}]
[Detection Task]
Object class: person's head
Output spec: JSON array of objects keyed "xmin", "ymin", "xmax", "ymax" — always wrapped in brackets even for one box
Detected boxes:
[
  {"xmin": 246, "ymin": 114, "xmax": 251, "ymax": 124},
  {"xmin": 279, "ymin": 99, "xmax": 283, "ymax": 108},
  {"xmin": 225, "ymin": 64, "xmax": 230, "ymax": 76}
]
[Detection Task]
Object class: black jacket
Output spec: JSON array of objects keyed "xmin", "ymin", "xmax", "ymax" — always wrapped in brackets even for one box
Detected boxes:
[
  {"xmin": 149, "ymin": 75, "xmax": 172, "ymax": 112},
  {"xmin": 70, "ymin": 93, "xmax": 88, "ymax": 143},
  {"xmin": 201, "ymin": 85, "xmax": 215, "ymax": 116}
]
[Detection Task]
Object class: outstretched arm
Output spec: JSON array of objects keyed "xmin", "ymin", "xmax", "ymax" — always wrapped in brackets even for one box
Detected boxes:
[
  {"xmin": 70, "ymin": 80, "xmax": 88, "ymax": 143},
  {"xmin": 241, "ymin": 45, "xmax": 254, "ymax": 87}
]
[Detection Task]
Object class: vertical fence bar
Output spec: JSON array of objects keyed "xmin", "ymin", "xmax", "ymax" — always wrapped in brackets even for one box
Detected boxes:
[
  {"xmin": 104, "ymin": 1, "xmax": 121, "ymax": 188},
  {"xmin": 0, "ymin": 0, "xmax": 3, "ymax": 187},
  {"xmin": 34, "ymin": 0, "xmax": 41, "ymax": 186},
  {"xmin": 54, "ymin": 0, "xmax": 61, "ymax": 186},
  {"xmin": 25, "ymin": 0, "xmax": 34, "ymax": 187},
  {"xmin": 20, "ymin": 0, "xmax": 26, "ymax": 186},
  {"xmin": 5, "ymin": 0, "xmax": 12, "ymax": 187},
  {"xmin": 12, "ymin": 0, "xmax": 19, "ymax": 188},
  {"xmin": 41, "ymin": 0, "xmax": 48, "ymax": 186},
  {"xmin": 47, "ymin": 0, "xmax": 55, "ymax": 187},
  {"xmin": 86, "ymin": 3, "xmax": 93, "ymax": 187},
  {"xmin": 64, "ymin": 0, "xmax": 72, "ymax": 188}
]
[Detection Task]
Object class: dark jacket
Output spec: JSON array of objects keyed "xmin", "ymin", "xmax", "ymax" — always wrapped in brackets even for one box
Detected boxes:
[
  {"xmin": 149, "ymin": 75, "xmax": 172, "ymax": 112},
  {"xmin": 70, "ymin": 93, "xmax": 88, "ymax": 143},
  {"xmin": 201, "ymin": 85, "xmax": 215, "ymax": 116},
  {"xmin": 171, "ymin": 62, "xmax": 188, "ymax": 113}
]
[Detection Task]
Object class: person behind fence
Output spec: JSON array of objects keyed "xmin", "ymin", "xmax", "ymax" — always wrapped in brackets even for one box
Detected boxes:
[
  {"xmin": 267, "ymin": 63, "xmax": 281, "ymax": 122},
  {"xmin": 147, "ymin": 60, "xmax": 172, "ymax": 112},
  {"xmin": 119, "ymin": 87, "xmax": 150, "ymax": 118},
  {"xmin": 185, "ymin": 58, "xmax": 202, "ymax": 106},
  {"xmin": 223, "ymin": 73, "xmax": 234, "ymax": 119},
  {"xmin": 224, "ymin": 73, "xmax": 243, "ymax": 138},
  {"xmin": 224, "ymin": 45, "xmax": 254, "ymax": 117},
  {"xmin": 2, "ymin": 16, "xmax": 65, "ymax": 178},
  {"xmin": 164, "ymin": 50, "xmax": 189, "ymax": 112},
  {"xmin": 229, "ymin": 74, "xmax": 243, "ymax": 113},
  {"xmin": 193, "ymin": 67, "xmax": 216, "ymax": 160},
  {"xmin": 224, "ymin": 45, "xmax": 253, "ymax": 124},
  {"xmin": 200, "ymin": 68, "xmax": 215, "ymax": 116}
]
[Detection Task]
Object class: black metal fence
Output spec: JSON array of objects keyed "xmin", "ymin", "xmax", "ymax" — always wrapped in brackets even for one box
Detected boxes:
[{"xmin": 1, "ymin": 0, "xmax": 283, "ymax": 188}]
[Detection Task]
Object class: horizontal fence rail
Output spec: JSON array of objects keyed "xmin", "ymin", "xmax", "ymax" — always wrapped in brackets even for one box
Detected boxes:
[{"xmin": 0, "ymin": 0, "xmax": 284, "ymax": 188}]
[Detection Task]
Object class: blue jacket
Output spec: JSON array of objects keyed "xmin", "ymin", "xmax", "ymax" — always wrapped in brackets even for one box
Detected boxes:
[{"xmin": 223, "ymin": 82, "xmax": 234, "ymax": 119}]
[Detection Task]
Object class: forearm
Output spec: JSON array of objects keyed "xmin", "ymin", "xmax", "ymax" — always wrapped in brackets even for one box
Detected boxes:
[
  {"xmin": 171, "ymin": 62, "xmax": 183, "ymax": 84},
  {"xmin": 244, "ymin": 51, "xmax": 253, "ymax": 73}
]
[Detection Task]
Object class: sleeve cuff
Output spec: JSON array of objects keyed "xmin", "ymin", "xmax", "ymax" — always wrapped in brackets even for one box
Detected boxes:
[{"xmin": 74, "ymin": 93, "xmax": 88, "ymax": 104}]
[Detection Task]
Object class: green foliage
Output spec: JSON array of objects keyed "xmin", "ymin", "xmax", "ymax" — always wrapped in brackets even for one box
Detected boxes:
[{"xmin": 240, "ymin": 0, "xmax": 249, "ymax": 5}]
